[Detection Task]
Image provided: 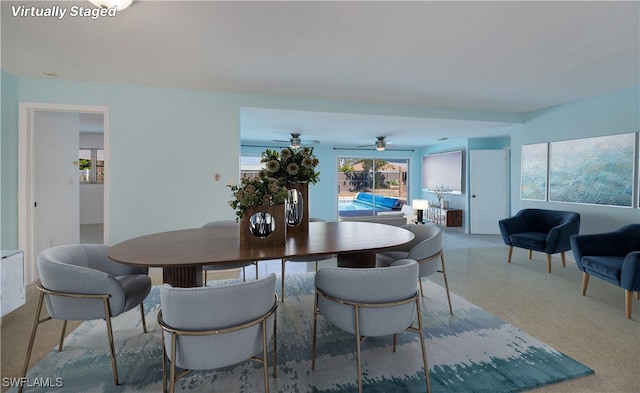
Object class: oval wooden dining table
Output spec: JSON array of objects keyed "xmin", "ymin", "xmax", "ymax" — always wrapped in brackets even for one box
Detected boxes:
[{"xmin": 107, "ymin": 221, "xmax": 414, "ymax": 287}]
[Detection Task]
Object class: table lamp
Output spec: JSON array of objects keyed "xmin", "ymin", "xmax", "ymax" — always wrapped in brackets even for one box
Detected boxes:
[{"xmin": 412, "ymin": 199, "xmax": 429, "ymax": 224}]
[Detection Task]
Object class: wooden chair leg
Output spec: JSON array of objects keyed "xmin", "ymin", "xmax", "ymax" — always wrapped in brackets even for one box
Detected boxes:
[
  {"xmin": 625, "ymin": 290, "xmax": 633, "ymax": 319},
  {"xmin": 637, "ymin": 291, "xmax": 640, "ymax": 300},
  {"xmin": 507, "ymin": 246, "xmax": 513, "ymax": 263},
  {"xmin": 560, "ymin": 252, "xmax": 566, "ymax": 268},
  {"xmin": 546, "ymin": 254, "xmax": 552, "ymax": 273},
  {"xmin": 581, "ymin": 273, "xmax": 589, "ymax": 296},
  {"xmin": 528, "ymin": 249, "xmax": 533, "ymax": 260}
]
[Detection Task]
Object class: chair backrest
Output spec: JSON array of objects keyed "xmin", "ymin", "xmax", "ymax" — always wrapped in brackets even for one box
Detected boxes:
[
  {"xmin": 315, "ymin": 259, "xmax": 419, "ymax": 337},
  {"xmin": 515, "ymin": 209, "xmax": 580, "ymax": 233},
  {"xmin": 340, "ymin": 215, "xmax": 408, "ymax": 226},
  {"xmin": 37, "ymin": 244, "xmax": 147, "ymax": 320},
  {"xmin": 618, "ymin": 224, "xmax": 640, "ymax": 252},
  {"xmin": 160, "ymin": 273, "xmax": 277, "ymax": 371}
]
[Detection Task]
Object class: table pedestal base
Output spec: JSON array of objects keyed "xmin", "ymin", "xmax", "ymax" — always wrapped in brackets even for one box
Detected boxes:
[
  {"xmin": 163, "ymin": 266, "xmax": 203, "ymax": 287},
  {"xmin": 337, "ymin": 251, "xmax": 376, "ymax": 268}
]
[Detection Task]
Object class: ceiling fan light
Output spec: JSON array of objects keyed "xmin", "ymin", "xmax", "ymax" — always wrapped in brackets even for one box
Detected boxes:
[
  {"xmin": 290, "ymin": 137, "xmax": 301, "ymax": 149},
  {"xmin": 88, "ymin": 0, "xmax": 133, "ymax": 10},
  {"xmin": 375, "ymin": 140, "xmax": 386, "ymax": 151}
]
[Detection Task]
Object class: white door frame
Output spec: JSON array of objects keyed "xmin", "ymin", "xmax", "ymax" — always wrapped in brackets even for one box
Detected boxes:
[{"xmin": 18, "ymin": 102, "xmax": 110, "ymax": 284}]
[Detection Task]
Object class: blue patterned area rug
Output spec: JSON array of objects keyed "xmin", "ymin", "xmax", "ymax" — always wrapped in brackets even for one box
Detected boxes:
[{"xmin": 14, "ymin": 273, "xmax": 593, "ymax": 393}]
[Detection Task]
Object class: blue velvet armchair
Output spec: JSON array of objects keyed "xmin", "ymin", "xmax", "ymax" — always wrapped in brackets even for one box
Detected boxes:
[
  {"xmin": 570, "ymin": 224, "xmax": 640, "ymax": 319},
  {"xmin": 499, "ymin": 209, "xmax": 580, "ymax": 273}
]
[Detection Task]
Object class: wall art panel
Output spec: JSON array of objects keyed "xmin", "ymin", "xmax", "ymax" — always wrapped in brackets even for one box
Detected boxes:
[
  {"xmin": 521, "ymin": 143, "xmax": 548, "ymax": 201},
  {"xmin": 549, "ymin": 133, "xmax": 635, "ymax": 207}
]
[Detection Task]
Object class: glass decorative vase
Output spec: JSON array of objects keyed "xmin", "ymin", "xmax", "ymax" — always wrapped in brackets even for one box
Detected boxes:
[{"xmin": 285, "ymin": 182, "xmax": 309, "ymax": 234}]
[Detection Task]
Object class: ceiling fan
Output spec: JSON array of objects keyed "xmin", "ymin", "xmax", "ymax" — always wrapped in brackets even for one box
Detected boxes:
[
  {"xmin": 358, "ymin": 136, "xmax": 395, "ymax": 151},
  {"xmin": 272, "ymin": 133, "xmax": 320, "ymax": 148}
]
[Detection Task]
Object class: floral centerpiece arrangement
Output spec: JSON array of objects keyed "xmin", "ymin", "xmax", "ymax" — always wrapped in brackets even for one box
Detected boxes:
[
  {"xmin": 228, "ymin": 174, "xmax": 289, "ymax": 222},
  {"xmin": 261, "ymin": 147, "xmax": 320, "ymax": 185}
]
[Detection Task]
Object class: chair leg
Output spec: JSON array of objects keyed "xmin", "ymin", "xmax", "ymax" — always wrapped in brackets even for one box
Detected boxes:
[
  {"xmin": 581, "ymin": 273, "xmax": 589, "ymax": 296},
  {"xmin": 415, "ymin": 296, "xmax": 432, "ymax": 393},
  {"xmin": 261, "ymin": 319, "xmax": 270, "ymax": 393},
  {"xmin": 529, "ymin": 249, "xmax": 533, "ymax": 260},
  {"xmin": 311, "ymin": 291, "xmax": 319, "ymax": 370},
  {"xmin": 419, "ymin": 279, "xmax": 424, "ymax": 297},
  {"xmin": 242, "ymin": 266, "xmax": 247, "ymax": 282},
  {"xmin": 560, "ymin": 252, "xmax": 566, "ymax": 268},
  {"xmin": 440, "ymin": 253, "xmax": 453, "ymax": 315},
  {"xmin": 203, "ymin": 269, "xmax": 208, "ymax": 285},
  {"xmin": 546, "ymin": 254, "xmax": 552, "ymax": 273},
  {"xmin": 281, "ymin": 259, "xmax": 286, "ymax": 302},
  {"xmin": 19, "ymin": 291, "xmax": 47, "ymax": 393},
  {"xmin": 272, "ymin": 307, "xmax": 278, "ymax": 379},
  {"xmin": 507, "ymin": 246, "xmax": 513, "ymax": 263},
  {"xmin": 58, "ymin": 320, "xmax": 68, "ymax": 351},
  {"xmin": 255, "ymin": 261, "xmax": 259, "ymax": 280},
  {"xmin": 393, "ymin": 333, "xmax": 397, "ymax": 352},
  {"xmin": 102, "ymin": 298, "xmax": 120, "ymax": 386},
  {"xmin": 625, "ymin": 290, "xmax": 633, "ymax": 319},
  {"xmin": 139, "ymin": 303, "xmax": 148, "ymax": 333},
  {"xmin": 637, "ymin": 292, "xmax": 640, "ymax": 300},
  {"xmin": 354, "ymin": 304, "xmax": 363, "ymax": 393}
]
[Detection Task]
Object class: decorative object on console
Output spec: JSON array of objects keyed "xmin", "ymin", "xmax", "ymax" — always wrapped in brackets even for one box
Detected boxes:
[
  {"xmin": 432, "ymin": 183, "xmax": 452, "ymax": 208},
  {"xmin": 412, "ymin": 199, "xmax": 429, "ymax": 224}
]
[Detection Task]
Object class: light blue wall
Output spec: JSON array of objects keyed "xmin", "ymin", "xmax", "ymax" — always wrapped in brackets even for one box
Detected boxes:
[
  {"xmin": 1, "ymin": 71, "xmax": 20, "ymax": 249},
  {"xmin": 3, "ymin": 73, "xmax": 637, "ymax": 245},
  {"xmin": 512, "ymin": 87, "xmax": 640, "ymax": 234},
  {"xmin": 5, "ymin": 75, "xmax": 518, "ymax": 245}
]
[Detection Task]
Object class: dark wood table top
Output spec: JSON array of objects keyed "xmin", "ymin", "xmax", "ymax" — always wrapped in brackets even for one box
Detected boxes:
[{"xmin": 107, "ymin": 221, "xmax": 414, "ymax": 268}]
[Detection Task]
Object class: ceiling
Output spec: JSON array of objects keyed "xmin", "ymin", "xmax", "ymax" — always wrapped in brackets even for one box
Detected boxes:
[{"xmin": 3, "ymin": 1, "xmax": 639, "ymax": 148}]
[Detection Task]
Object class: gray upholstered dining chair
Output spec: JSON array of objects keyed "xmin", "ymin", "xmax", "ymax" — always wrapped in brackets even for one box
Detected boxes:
[
  {"xmin": 158, "ymin": 273, "xmax": 278, "ymax": 393},
  {"xmin": 202, "ymin": 220, "xmax": 258, "ymax": 283},
  {"xmin": 312, "ymin": 259, "xmax": 431, "ymax": 393},
  {"xmin": 377, "ymin": 223, "xmax": 453, "ymax": 314},
  {"xmin": 19, "ymin": 244, "xmax": 151, "ymax": 392},
  {"xmin": 280, "ymin": 217, "xmax": 335, "ymax": 302}
]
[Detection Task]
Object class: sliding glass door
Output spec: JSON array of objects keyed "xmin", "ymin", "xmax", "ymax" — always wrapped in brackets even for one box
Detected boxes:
[{"xmin": 337, "ymin": 157, "xmax": 409, "ymax": 217}]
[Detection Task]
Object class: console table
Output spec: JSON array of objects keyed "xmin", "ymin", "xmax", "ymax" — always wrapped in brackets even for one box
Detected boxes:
[{"xmin": 427, "ymin": 207, "xmax": 462, "ymax": 227}]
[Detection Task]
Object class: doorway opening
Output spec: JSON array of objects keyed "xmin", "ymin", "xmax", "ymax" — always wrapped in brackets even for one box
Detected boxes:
[{"xmin": 18, "ymin": 103, "xmax": 110, "ymax": 284}]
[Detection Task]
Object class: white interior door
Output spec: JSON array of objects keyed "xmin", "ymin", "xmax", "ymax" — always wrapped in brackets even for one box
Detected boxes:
[
  {"xmin": 469, "ymin": 149, "xmax": 509, "ymax": 234},
  {"xmin": 34, "ymin": 111, "xmax": 80, "ymax": 262}
]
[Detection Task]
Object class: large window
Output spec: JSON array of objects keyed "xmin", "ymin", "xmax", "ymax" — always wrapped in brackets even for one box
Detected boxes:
[
  {"xmin": 337, "ymin": 157, "xmax": 409, "ymax": 217},
  {"xmin": 79, "ymin": 148, "xmax": 104, "ymax": 184}
]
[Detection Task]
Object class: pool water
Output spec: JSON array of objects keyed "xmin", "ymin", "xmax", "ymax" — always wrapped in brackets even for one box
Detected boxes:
[{"xmin": 338, "ymin": 200, "xmax": 392, "ymax": 212}]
